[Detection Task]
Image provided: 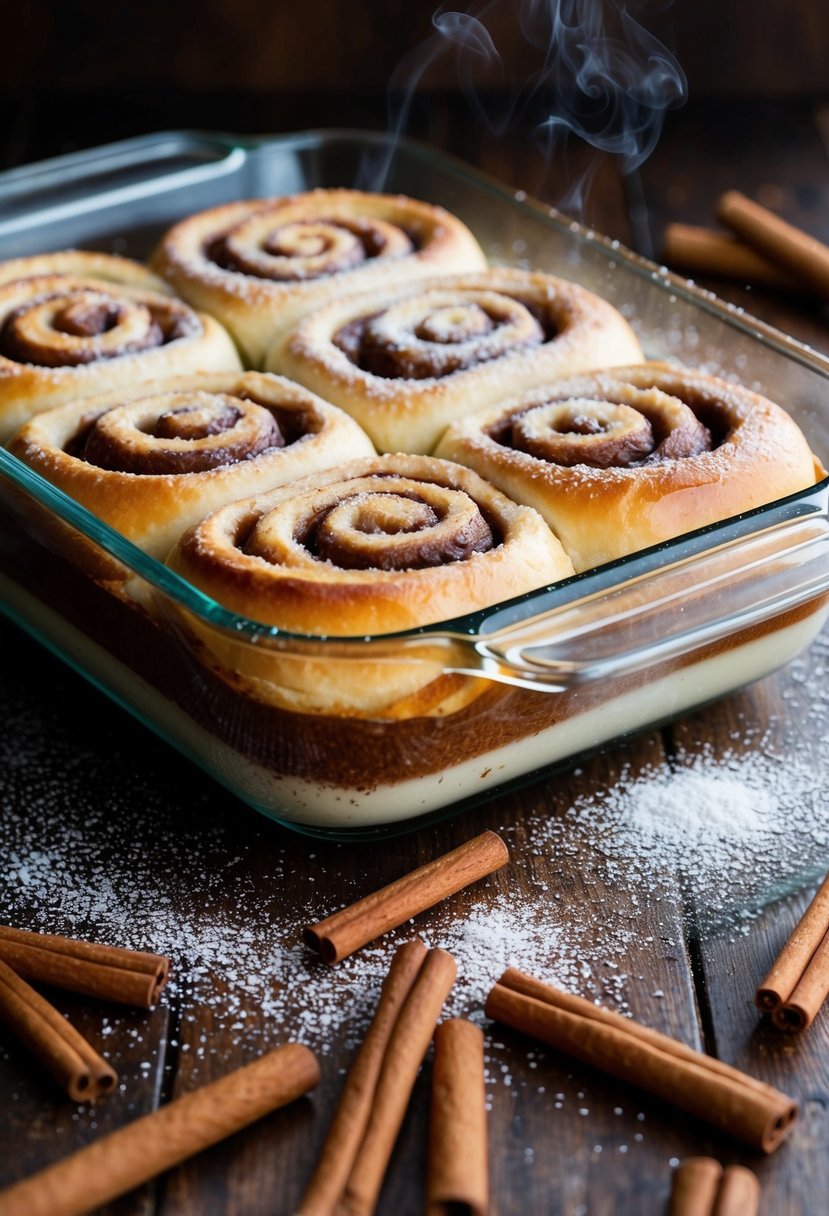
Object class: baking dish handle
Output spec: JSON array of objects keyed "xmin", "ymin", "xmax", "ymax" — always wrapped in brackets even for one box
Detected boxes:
[
  {"xmin": 446, "ymin": 514, "xmax": 829, "ymax": 691},
  {"xmin": 0, "ymin": 133, "xmax": 246, "ymax": 239}
]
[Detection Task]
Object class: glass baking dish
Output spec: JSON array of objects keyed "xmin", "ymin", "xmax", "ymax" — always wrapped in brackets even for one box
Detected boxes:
[{"xmin": 1, "ymin": 129, "xmax": 829, "ymax": 838}]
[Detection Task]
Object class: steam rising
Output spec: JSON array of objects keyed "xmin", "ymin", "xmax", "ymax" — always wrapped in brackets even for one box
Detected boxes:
[
  {"xmin": 526, "ymin": 1, "xmax": 687, "ymax": 168},
  {"xmin": 373, "ymin": 0, "xmax": 687, "ymax": 214}
]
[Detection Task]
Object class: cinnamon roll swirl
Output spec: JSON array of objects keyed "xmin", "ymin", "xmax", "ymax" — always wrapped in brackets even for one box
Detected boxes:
[
  {"xmin": 152, "ymin": 190, "xmax": 487, "ymax": 367},
  {"xmin": 0, "ymin": 250, "xmax": 171, "ymax": 294},
  {"xmin": 267, "ymin": 269, "xmax": 644, "ymax": 454},
  {"xmin": 167, "ymin": 454, "xmax": 574, "ymax": 716},
  {"xmin": 0, "ymin": 252, "xmax": 242, "ymax": 440},
  {"xmin": 9, "ymin": 372, "xmax": 375, "ymax": 559},
  {"xmin": 435, "ymin": 364, "xmax": 821, "ymax": 571}
]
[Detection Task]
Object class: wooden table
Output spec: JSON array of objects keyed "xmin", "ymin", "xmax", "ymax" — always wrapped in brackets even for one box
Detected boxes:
[{"xmin": 1, "ymin": 95, "xmax": 829, "ymax": 1214}]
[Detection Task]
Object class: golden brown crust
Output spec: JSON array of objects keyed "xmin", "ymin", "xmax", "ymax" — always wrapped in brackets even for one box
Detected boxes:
[
  {"xmin": 166, "ymin": 453, "xmax": 574, "ymax": 714},
  {"xmin": 151, "ymin": 189, "xmax": 488, "ymax": 366},
  {"xmin": 0, "ymin": 253, "xmax": 242, "ymax": 440},
  {"xmin": 267, "ymin": 268, "xmax": 644, "ymax": 454},
  {"xmin": 435, "ymin": 363, "xmax": 819, "ymax": 571},
  {"xmin": 0, "ymin": 251, "xmax": 172, "ymax": 294},
  {"xmin": 8, "ymin": 371, "xmax": 376, "ymax": 560}
]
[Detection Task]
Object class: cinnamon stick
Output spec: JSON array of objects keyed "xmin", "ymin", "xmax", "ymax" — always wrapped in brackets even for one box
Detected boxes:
[
  {"xmin": 757, "ymin": 871, "xmax": 829, "ymax": 1031},
  {"xmin": 670, "ymin": 1158, "xmax": 759, "ymax": 1216},
  {"xmin": 485, "ymin": 968, "xmax": 797, "ymax": 1153},
  {"xmin": 0, "ymin": 1042, "xmax": 319, "ymax": 1216},
  {"xmin": 669, "ymin": 1157, "xmax": 722, "ymax": 1216},
  {"xmin": 772, "ymin": 931, "xmax": 829, "ymax": 1032},
  {"xmin": 661, "ymin": 222, "xmax": 805, "ymax": 291},
  {"xmin": 0, "ymin": 924, "xmax": 170, "ymax": 1008},
  {"xmin": 717, "ymin": 189, "xmax": 829, "ymax": 302},
  {"xmin": 297, "ymin": 940, "xmax": 429, "ymax": 1215},
  {"xmin": 338, "ymin": 946, "xmax": 457, "ymax": 1216},
  {"xmin": 0, "ymin": 958, "xmax": 116, "ymax": 1102},
  {"xmin": 715, "ymin": 1164, "xmax": 761, "ymax": 1215},
  {"xmin": 304, "ymin": 831, "xmax": 508, "ymax": 963},
  {"xmin": 427, "ymin": 1018, "xmax": 488, "ymax": 1216}
]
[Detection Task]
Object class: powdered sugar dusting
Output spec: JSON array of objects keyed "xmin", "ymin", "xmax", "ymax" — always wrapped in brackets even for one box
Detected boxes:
[
  {"xmin": 0, "ymin": 768, "xmax": 635, "ymax": 1058},
  {"xmin": 0, "ymin": 668, "xmax": 642, "ymax": 1086},
  {"xmin": 2, "ymin": 627, "xmax": 828, "ymax": 1113},
  {"xmin": 581, "ymin": 762, "xmax": 781, "ymax": 866},
  {"xmin": 520, "ymin": 648, "xmax": 829, "ymax": 931}
]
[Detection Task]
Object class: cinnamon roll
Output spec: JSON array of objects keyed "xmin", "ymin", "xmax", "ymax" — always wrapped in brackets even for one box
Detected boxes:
[
  {"xmin": 152, "ymin": 190, "xmax": 488, "ymax": 367},
  {"xmin": 0, "ymin": 250, "xmax": 171, "ymax": 294},
  {"xmin": 167, "ymin": 454, "xmax": 574, "ymax": 716},
  {"xmin": 8, "ymin": 372, "xmax": 375, "ymax": 559},
  {"xmin": 0, "ymin": 253, "xmax": 242, "ymax": 440},
  {"xmin": 267, "ymin": 268, "xmax": 644, "ymax": 454},
  {"xmin": 435, "ymin": 364, "xmax": 821, "ymax": 571}
]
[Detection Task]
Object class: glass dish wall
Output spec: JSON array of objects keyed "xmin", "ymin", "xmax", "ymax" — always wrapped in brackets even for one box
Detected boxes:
[{"xmin": 1, "ymin": 130, "xmax": 829, "ymax": 837}]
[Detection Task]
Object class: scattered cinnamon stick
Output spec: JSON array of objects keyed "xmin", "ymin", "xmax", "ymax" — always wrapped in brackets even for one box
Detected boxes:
[
  {"xmin": 297, "ymin": 939, "xmax": 429, "ymax": 1215},
  {"xmin": 304, "ymin": 831, "xmax": 508, "ymax": 963},
  {"xmin": 300, "ymin": 941, "xmax": 456, "ymax": 1216},
  {"xmin": 669, "ymin": 1157, "xmax": 722, "ymax": 1215},
  {"xmin": 756, "ymin": 871, "xmax": 829, "ymax": 1032},
  {"xmin": 670, "ymin": 1157, "xmax": 760, "ymax": 1216},
  {"xmin": 0, "ymin": 924, "xmax": 170, "ymax": 1008},
  {"xmin": 661, "ymin": 222, "xmax": 805, "ymax": 291},
  {"xmin": 427, "ymin": 1018, "xmax": 488, "ymax": 1216},
  {"xmin": 715, "ymin": 1164, "xmax": 761, "ymax": 1215},
  {"xmin": 0, "ymin": 1042, "xmax": 319, "ymax": 1216},
  {"xmin": 0, "ymin": 958, "xmax": 117, "ymax": 1102},
  {"xmin": 717, "ymin": 189, "xmax": 829, "ymax": 302},
  {"xmin": 484, "ymin": 968, "xmax": 797, "ymax": 1153},
  {"xmin": 339, "ymin": 946, "xmax": 456, "ymax": 1216}
]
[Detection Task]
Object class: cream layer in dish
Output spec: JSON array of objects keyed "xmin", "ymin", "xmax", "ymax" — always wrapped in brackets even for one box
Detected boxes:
[{"xmin": 2, "ymin": 571, "xmax": 824, "ymax": 830}]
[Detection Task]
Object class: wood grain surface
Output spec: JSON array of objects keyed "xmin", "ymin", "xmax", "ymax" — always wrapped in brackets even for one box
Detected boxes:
[{"xmin": 0, "ymin": 92, "xmax": 828, "ymax": 1215}]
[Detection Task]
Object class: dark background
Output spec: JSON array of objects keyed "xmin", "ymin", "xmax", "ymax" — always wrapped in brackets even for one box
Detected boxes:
[
  {"xmin": 1, "ymin": 0, "xmax": 827, "ymax": 281},
  {"xmin": 3, "ymin": 0, "xmax": 829, "ymax": 97},
  {"xmin": 2, "ymin": 0, "xmax": 828, "ymax": 168},
  {"xmin": 2, "ymin": 5, "xmax": 829, "ymax": 1214}
]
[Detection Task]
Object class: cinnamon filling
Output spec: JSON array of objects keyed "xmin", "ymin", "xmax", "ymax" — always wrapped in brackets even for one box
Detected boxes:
[
  {"xmin": 0, "ymin": 289, "xmax": 197, "ymax": 368},
  {"xmin": 77, "ymin": 391, "xmax": 285, "ymax": 475},
  {"xmin": 242, "ymin": 476, "xmax": 499, "ymax": 573},
  {"xmin": 206, "ymin": 214, "xmax": 416, "ymax": 282},
  {"xmin": 306, "ymin": 491, "xmax": 495, "ymax": 571},
  {"xmin": 55, "ymin": 298, "xmax": 124, "ymax": 337},
  {"xmin": 495, "ymin": 387, "xmax": 715, "ymax": 467},
  {"xmin": 153, "ymin": 402, "xmax": 244, "ymax": 440},
  {"xmin": 333, "ymin": 292, "xmax": 556, "ymax": 381}
]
